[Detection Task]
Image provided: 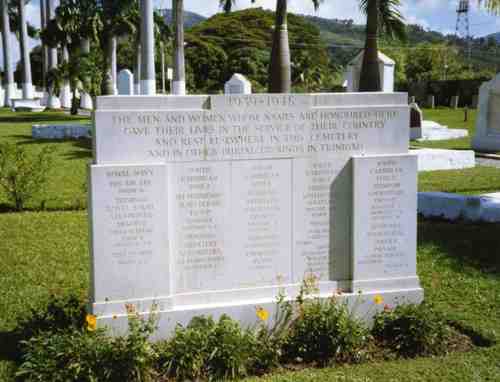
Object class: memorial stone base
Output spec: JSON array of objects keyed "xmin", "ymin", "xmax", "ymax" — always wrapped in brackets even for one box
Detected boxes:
[{"xmin": 89, "ymin": 93, "xmax": 423, "ymax": 338}]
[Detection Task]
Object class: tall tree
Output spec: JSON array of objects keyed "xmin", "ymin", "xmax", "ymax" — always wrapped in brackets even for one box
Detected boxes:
[
  {"xmin": 17, "ymin": 0, "xmax": 33, "ymax": 98},
  {"xmin": 98, "ymin": 0, "xmax": 137, "ymax": 95},
  {"xmin": 220, "ymin": 0, "xmax": 323, "ymax": 93},
  {"xmin": 172, "ymin": 0, "xmax": 185, "ymax": 94},
  {"xmin": 358, "ymin": 0, "xmax": 406, "ymax": 92}
]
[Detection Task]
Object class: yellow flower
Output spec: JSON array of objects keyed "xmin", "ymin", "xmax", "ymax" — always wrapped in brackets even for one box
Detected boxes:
[
  {"xmin": 86, "ymin": 314, "xmax": 97, "ymax": 331},
  {"xmin": 373, "ymin": 295, "xmax": 384, "ymax": 305},
  {"xmin": 256, "ymin": 307, "xmax": 269, "ymax": 322}
]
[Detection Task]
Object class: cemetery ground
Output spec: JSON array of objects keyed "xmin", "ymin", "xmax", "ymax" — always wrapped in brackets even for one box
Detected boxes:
[{"xmin": 0, "ymin": 107, "xmax": 499, "ymax": 380}]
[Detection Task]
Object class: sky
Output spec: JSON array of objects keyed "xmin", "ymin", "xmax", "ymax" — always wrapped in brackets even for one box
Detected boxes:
[{"xmin": 2, "ymin": 0, "xmax": 499, "ymax": 71}]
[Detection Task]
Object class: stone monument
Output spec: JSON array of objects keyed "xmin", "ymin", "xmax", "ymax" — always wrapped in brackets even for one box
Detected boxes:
[
  {"xmin": 344, "ymin": 51, "xmax": 395, "ymax": 93},
  {"xmin": 472, "ymin": 74, "xmax": 500, "ymax": 152},
  {"xmin": 118, "ymin": 69, "xmax": 134, "ymax": 95},
  {"xmin": 89, "ymin": 92, "xmax": 423, "ymax": 337},
  {"xmin": 409, "ymin": 102, "xmax": 422, "ymax": 140},
  {"xmin": 225, "ymin": 74, "xmax": 252, "ymax": 95}
]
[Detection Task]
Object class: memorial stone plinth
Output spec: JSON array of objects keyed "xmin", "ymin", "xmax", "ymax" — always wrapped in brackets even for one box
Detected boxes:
[
  {"xmin": 89, "ymin": 93, "xmax": 423, "ymax": 338},
  {"xmin": 472, "ymin": 73, "xmax": 500, "ymax": 152}
]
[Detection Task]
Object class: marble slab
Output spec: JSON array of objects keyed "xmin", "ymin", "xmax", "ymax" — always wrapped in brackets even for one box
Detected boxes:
[{"xmin": 351, "ymin": 154, "xmax": 421, "ymax": 292}]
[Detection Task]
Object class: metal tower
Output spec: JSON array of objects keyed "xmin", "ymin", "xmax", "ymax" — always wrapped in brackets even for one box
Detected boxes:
[{"xmin": 455, "ymin": 0, "xmax": 471, "ymax": 64}]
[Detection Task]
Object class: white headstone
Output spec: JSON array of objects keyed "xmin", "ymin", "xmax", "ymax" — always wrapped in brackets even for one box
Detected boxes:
[
  {"xmin": 472, "ymin": 74, "xmax": 500, "ymax": 152},
  {"xmin": 89, "ymin": 92, "xmax": 423, "ymax": 337},
  {"xmin": 344, "ymin": 51, "xmax": 395, "ymax": 93},
  {"xmin": 224, "ymin": 73, "xmax": 252, "ymax": 95},
  {"xmin": 118, "ymin": 69, "xmax": 134, "ymax": 95}
]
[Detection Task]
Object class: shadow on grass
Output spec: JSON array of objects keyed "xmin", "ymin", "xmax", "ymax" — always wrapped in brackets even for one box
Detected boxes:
[
  {"xmin": 0, "ymin": 203, "xmax": 87, "ymax": 214},
  {"xmin": 0, "ymin": 112, "xmax": 88, "ymax": 124},
  {"xmin": 0, "ymin": 331, "xmax": 23, "ymax": 363},
  {"xmin": 8, "ymin": 135, "xmax": 92, "ymax": 160},
  {"xmin": 418, "ymin": 218, "xmax": 500, "ymax": 274}
]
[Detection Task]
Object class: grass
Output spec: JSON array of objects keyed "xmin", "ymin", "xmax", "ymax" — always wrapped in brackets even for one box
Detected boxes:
[
  {"xmin": 0, "ymin": 108, "xmax": 91, "ymax": 211},
  {"xmin": 1, "ymin": 213, "xmax": 499, "ymax": 381},
  {"xmin": 419, "ymin": 166, "xmax": 500, "ymax": 195},
  {"xmin": 411, "ymin": 107, "xmax": 477, "ymax": 151},
  {"xmin": 1, "ymin": 108, "xmax": 500, "ymax": 381}
]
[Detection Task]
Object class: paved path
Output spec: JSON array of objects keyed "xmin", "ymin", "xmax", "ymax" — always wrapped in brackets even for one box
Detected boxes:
[{"xmin": 477, "ymin": 157, "xmax": 500, "ymax": 168}]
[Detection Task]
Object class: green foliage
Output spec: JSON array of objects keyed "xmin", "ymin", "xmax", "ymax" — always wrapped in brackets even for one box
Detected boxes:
[
  {"xmin": 183, "ymin": 8, "xmax": 336, "ymax": 93},
  {"xmin": 16, "ymin": 311, "xmax": 158, "ymax": 382},
  {"xmin": 372, "ymin": 302, "xmax": 452, "ymax": 357},
  {"xmin": 15, "ymin": 295, "xmax": 87, "ymax": 341},
  {"xmin": 283, "ymin": 296, "xmax": 368, "ymax": 365},
  {"xmin": 0, "ymin": 143, "xmax": 54, "ymax": 211},
  {"xmin": 158, "ymin": 314, "xmax": 258, "ymax": 380}
]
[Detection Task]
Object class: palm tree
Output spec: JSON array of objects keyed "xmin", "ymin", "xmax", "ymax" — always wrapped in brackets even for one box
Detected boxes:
[
  {"xmin": 17, "ymin": 0, "xmax": 33, "ymax": 99},
  {"xmin": 98, "ymin": 0, "xmax": 137, "ymax": 95},
  {"xmin": 358, "ymin": 0, "xmax": 405, "ymax": 92},
  {"xmin": 155, "ymin": 11, "xmax": 171, "ymax": 93},
  {"xmin": 58, "ymin": 0, "xmax": 100, "ymax": 106},
  {"xmin": 220, "ymin": 0, "xmax": 323, "ymax": 93},
  {"xmin": 172, "ymin": 0, "xmax": 185, "ymax": 94}
]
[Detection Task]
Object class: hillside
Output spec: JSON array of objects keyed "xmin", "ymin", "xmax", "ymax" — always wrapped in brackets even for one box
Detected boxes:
[{"xmin": 159, "ymin": 9, "xmax": 206, "ymax": 29}]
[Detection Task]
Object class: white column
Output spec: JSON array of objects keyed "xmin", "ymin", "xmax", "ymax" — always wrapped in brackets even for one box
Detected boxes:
[
  {"xmin": 19, "ymin": 0, "xmax": 33, "ymax": 99},
  {"xmin": 2, "ymin": 0, "xmax": 15, "ymax": 106},
  {"xmin": 46, "ymin": 0, "xmax": 60, "ymax": 109},
  {"xmin": 60, "ymin": 46, "xmax": 72, "ymax": 108},
  {"xmin": 111, "ymin": 36, "xmax": 118, "ymax": 95},
  {"xmin": 172, "ymin": 0, "xmax": 186, "ymax": 95},
  {"xmin": 140, "ymin": 0, "xmax": 156, "ymax": 95},
  {"xmin": 80, "ymin": 39, "xmax": 93, "ymax": 109}
]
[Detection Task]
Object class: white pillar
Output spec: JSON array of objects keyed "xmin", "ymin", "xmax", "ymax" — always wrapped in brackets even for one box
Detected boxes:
[
  {"xmin": 172, "ymin": 0, "xmax": 186, "ymax": 95},
  {"xmin": 134, "ymin": 43, "xmax": 141, "ymax": 95},
  {"xmin": 46, "ymin": 0, "xmax": 60, "ymax": 109},
  {"xmin": 2, "ymin": 0, "xmax": 15, "ymax": 106},
  {"xmin": 19, "ymin": 0, "xmax": 33, "ymax": 99},
  {"xmin": 140, "ymin": 0, "xmax": 156, "ymax": 95},
  {"xmin": 60, "ymin": 46, "xmax": 72, "ymax": 108},
  {"xmin": 80, "ymin": 39, "xmax": 93, "ymax": 109},
  {"xmin": 111, "ymin": 36, "xmax": 118, "ymax": 95}
]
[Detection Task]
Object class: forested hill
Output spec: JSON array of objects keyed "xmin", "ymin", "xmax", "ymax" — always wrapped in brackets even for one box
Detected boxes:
[
  {"xmin": 302, "ymin": 15, "xmax": 449, "ymax": 47},
  {"xmin": 160, "ymin": 9, "xmax": 206, "ymax": 29}
]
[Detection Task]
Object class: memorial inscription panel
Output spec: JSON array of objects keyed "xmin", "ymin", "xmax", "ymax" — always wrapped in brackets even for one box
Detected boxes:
[
  {"xmin": 351, "ymin": 154, "xmax": 418, "ymax": 290},
  {"xmin": 89, "ymin": 93, "xmax": 422, "ymax": 329},
  {"xmin": 90, "ymin": 164, "xmax": 169, "ymax": 303}
]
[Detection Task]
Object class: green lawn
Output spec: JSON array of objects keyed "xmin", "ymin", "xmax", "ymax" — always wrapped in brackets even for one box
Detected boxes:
[
  {"xmin": 1, "ymin": 109, "xmax": 500, "ymax": 381},
  {"xmin": 412, "ymin": 107, "xmax": 477, "ymax": 151},
  {"xmin": 0, "ymin": 108, "xmax": 90, "ymax": 211}
]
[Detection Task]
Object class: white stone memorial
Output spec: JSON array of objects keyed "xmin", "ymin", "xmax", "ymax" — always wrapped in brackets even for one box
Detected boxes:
[
  {"xmin": 89, "ymin": 93, "xmax": 423, "ymax": 337},
  {"xmin": 224, "ymin": 73, "xmax": 252, "ymax": 95},
  {"xmin": 472, "ymin": 74, "xmax": 500, "ymax": 152},
  {"xmin": 118, "ymin": 69, "xmax": 134, "ymax": 95},
  {"xmin": 344, "ymin": 52, "xmax": 395, "ymax": 93}
]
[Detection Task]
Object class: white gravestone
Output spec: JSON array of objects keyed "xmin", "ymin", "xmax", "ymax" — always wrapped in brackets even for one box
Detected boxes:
[
  {"xmin": 224, "ymin": 73, "xmax": 252, "ymax": 95},
  {"xmin": 89, "ymin": 93, "xmax": 423, "ymax": 338},
  {"xmin": 472, "ymin": 73, "xmax": 500, "ymax": 152},
  {"xmin": 344, "ymin": 51, "xmax": 395, "ymax": 93},
  {"xmin": 118, "ymin": 69, "xmax": 134, "ymax": 95}
]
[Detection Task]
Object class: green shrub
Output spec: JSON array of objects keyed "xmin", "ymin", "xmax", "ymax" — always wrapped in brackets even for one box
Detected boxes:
[
  {"xmin": 372, "ymin": 302, "xmax": 452, "ymax": 357},
  {"xmin": 0, "ymin": 143, "xmax": 54, "ymax": 210},
  {"xmin": 283, "ymin": 296, "xmax": 368, "ymax": 365},
  {"xmin": 157, "ymin": 316, "xmax": 214, "ymax": 380},
  {"xmin": 16, "ymin": 310, "xmax": 158, "ymax": 382},
  {"xmin": 15, "ymin": 294, "xmax": 87, "ymax": 340},
  {"xmin": 159, "ymin": 314, "xmax": 259, "ymax": 380}
]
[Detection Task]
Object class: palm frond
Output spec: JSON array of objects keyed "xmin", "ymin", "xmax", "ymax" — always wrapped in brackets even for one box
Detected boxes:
[{"xmin": 360, "ymin": 0, "xmax": 406, "ymax": 42}]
